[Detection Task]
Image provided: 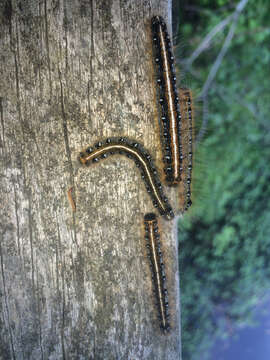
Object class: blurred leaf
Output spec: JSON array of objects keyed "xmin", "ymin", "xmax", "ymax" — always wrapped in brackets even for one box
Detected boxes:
[{"xmin": 178, "ymin": 0, "xmax": 270, "ymax": 359}]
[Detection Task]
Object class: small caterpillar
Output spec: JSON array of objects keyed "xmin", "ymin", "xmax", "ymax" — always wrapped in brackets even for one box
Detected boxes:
[
  {"xmin": 178, "ymin": 89, "xmax": 194, "ymax": 212},
  {"xmin": 151, "ymin": 16, "xmax": 183, "ymax": 185},
  {"xmin": 144, "ymin": 213, "xmax": 170, "ymax": 333},
  {"xmin": 79, "ymin": 138, "xmax": 174, "ymax": 220}
]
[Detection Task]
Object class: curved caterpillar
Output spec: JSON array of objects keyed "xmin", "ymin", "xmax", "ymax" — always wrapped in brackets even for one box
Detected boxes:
[
  {"xmin": 144, "ymin": 213, "xmax": 170, "ymax": 333},
  {"xmin": 151, "ymin": 16, "xmax": 183, "ymax": 185},
  {"xmin": 179, "ymin": 88, "xmax": 194, "ymax": 212},
  {"xmin": 79, "ymin": 138, "xmax": 174, "ymax": 220}
]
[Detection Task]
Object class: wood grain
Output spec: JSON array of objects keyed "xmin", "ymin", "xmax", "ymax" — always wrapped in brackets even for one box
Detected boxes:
[{"xmin": 0, "ymin": 1, "xmax": 181, "ymax": 359}]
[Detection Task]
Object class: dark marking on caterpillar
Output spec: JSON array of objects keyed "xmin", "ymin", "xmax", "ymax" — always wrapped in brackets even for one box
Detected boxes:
[
  {"xmin": 144, "ymin": 213, "xmax": 170, "ymax": 333},
  {"xmin": 151, "ymin": 16, "xmax": 182, "ymax": 185},
  {"xmin": 79, "ymin": 138, "xmax": 174, "ymax": 220},
  {"xmin": 178, "ymin": 88, "xmax": 194, "ymax": 212}
]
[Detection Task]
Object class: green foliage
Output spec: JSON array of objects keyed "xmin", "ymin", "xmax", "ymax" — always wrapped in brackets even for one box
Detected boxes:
[{"xmin": 177, "ymin": 1, "xmax": 270, "ymax": 359}]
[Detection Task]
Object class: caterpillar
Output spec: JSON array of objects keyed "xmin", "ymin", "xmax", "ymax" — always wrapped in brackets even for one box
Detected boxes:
[
  {"xmin": 79, "ymin": 138, "xmax": 174, "ymax": 220},
  {"xmin": 178, "ymin": 88, "xmax": 194, "ymax": 212},
  {"xmin": 144, "ymin": 213, "xmax": 170, "ymax": 333},
  {"xmin": 151, "ymin": 15, "xmax": 183, "ymax": 185}
]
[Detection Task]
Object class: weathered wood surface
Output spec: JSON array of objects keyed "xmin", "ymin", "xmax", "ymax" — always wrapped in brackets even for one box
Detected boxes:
[{"xmin": 0, "ymin": 0, "xmax": 181, "ymax": 359}]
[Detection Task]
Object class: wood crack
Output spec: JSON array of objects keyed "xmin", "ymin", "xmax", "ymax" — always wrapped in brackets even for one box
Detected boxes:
[{"xmin": 0, "ymin": 233, "xmax": 16, "ymax": 359}]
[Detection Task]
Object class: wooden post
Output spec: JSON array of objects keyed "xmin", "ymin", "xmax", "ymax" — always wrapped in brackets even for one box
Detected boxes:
[{"xmin": 0, "ymin": 0, "xmax": 181, "ymax": 358}]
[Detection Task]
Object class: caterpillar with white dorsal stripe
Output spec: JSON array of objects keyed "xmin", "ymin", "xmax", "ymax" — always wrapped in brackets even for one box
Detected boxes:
[
  {"xmin": 78, "ymin": 137, "xmax": 174, "ymax": 220},
  {"xmin": 144, "ymin": 212, "xmax": 170, "ymax": 333},
  {"xmin": 151, "ymin": 15, "xmax": 183, "ymax": 186}
]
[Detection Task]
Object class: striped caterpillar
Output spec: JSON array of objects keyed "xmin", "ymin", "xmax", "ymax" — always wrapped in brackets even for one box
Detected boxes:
[
  {"xmin": 79, "ymin": 138, "xmax": 174, "ymax": 220},
  {"xmin": 144, "ymin": 213, "xmax": 170, "ymax": 333},
  {"xmin": 151, "ymin": 15, "xmax": 183, "ymax": 185},
  {"xmin": 178, "ymin": 88, "xmax": 194, "ymax": 212}
]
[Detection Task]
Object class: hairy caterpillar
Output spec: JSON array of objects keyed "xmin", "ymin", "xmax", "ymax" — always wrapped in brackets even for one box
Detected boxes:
[
  {"xmin": 151, "ymin": 15, "xmax": 183, "ymax": 185},
  {"xmin": 178, "ymin": 88, "xmax": 194, "ymax": 212},
  {"xmin": 79, "ymin": 138, "xmax": 174, "ymax": 220},
  {"xmin": 144, "ymin": 213, "xmax": 170, "ymax": 333}
]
